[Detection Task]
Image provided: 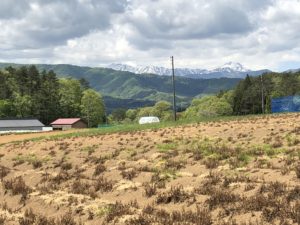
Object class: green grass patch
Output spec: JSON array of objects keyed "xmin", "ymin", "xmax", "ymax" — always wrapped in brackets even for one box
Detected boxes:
[
  {"xmin": 94, "ymin": 205, "xmax": 114, "ymax": 218},
  {"xmin": 237, "ymin": 152, "xmax": 251, "ymax": 163},
  {"xmin": 80, "ymin": 145, "xmax": 98, "ymax": 155},
  {"xmin": 286, "ymin": 134, "xmax": 300, "ymax": 146},
  {"xmin": 160, "ymin": 169, "xmax": 178, "ymax": 180},
  {"xmin": 157, "ymin": 142, "xmax": 178, "ymax": 152},
  {"xmin": 12, "ymin": 153, "xmax": 49, "ymax": 168}
]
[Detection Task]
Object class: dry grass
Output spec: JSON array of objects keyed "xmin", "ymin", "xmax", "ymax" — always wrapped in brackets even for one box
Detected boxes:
[{"xmin": 0, "ymin": 113, "xmax": 300, "ymax": 224}]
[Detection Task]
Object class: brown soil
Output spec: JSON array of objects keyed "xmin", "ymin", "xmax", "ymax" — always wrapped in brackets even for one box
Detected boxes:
[
  {"xmin": 0, "ymin": 113, "xmax": 299, "ymax": 224},
  {"xmin": 0, "ymin": 129, "xmax": 86, "ymax": 145}
]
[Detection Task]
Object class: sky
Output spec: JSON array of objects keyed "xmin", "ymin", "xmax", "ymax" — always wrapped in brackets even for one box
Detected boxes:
[{"xmin": 0, "ymin": 0, "xmax": 300, "ymax": 71}]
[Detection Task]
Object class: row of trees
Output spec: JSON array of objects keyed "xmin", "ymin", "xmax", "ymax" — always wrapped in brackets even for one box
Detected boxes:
[
  {"xmin": 109, "ymin": 101, "xmax": 173, "ymax": 123},
  {"xmin": 233, "ymin": 72, "xmax": 300, "ymax": 115},
  {"xmin": 109, "ymin": 70, "xmax": 287, "ymax": 123},
  {"xmin": 183, "ymin": 71, "xmax": 300, "ymax": 118},
  {"xmin": 0, "ymin": 66, "xmax": 105, "ymax": 127},
  {"xmin": 2, "ymin": 65, "xmax": 298, "ymax": 127},
  {"xmin": 109, "ymin": 71, "xmax": 300, "ymax": 122},
  {"xmin": 182, "ymin": 92, "xmax": 233, "ymax": 118},
  {"xmin": 110, "ymin": 93, "xmax": 234, "ymax": 123}
]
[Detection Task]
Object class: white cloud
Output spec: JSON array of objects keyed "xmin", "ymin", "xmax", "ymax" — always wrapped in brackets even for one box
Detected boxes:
[
  {"xmin": 0, "ymin": 0, "xmax": 300, "ymax": 71},
  {"xmin": 0, "ymin": 0, "xmax": 30, "ymax": 19}
]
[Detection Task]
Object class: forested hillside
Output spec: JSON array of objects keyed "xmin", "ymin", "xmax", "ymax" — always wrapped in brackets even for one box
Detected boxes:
[
  {"xmin": 1, "ymin": 63, "xmax": 300, "ymax": 125},
  {"xmin": 232, "ymin": 72, "xmax": 300, "ymax": 114},
  {"xmin": 0, "ymin": 66, "xmax": 105, "ymax": 126},
  {"xmin": 180, "ymin": 71, "xmax": 300, "ymax": 119},
  {"xmin": 0, "ymin": 63, "xmax": 241, "ymax": 108}
]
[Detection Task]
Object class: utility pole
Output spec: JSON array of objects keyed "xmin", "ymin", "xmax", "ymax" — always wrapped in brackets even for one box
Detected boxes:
[
  {"xmin": 171, "ymin": 56, "xmax": 177, "ymax": 121},
  {"xmin": 260, "ymin": 74, "xmax": 265, "ymax": 114}
]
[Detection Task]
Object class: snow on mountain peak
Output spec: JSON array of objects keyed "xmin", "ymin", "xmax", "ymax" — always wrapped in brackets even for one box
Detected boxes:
[
  {"xmin": 108, "ymin": 62, "xmax": 249, "ymax": 74},
  {"xmin": 107, "ymin": 63, "xmax": 136, "ymax": 73},
  {"xmin": 107, "ymin": 62, "xmax": 264, "ymax": 79},
  {"xmin": 219, "ymin": 62, "xmax": 249, "ymax": 72}
]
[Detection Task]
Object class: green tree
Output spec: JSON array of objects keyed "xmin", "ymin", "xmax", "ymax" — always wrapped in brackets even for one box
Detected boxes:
[
  {"xmin": 39, "ymin": 70, "xmax": 61, "ymax": 124},
  {"xmin": 0, "ymin": 100, "xmax": 13, "ymax": 117},
  {"xmin": 28, "ymin": 65, "xmax": 41, "ymax": 95},
  {"xmin": 79, "ymin": 78, "xmax": 90, "ymax": 91},
  {"xmin": 111, "ymin": 108, "xmax": 127, "ymax": 122},
  {"xmin": 221, "ymin": 90, "xmax": 234, "ymax": 106},
  {"xmin": 12, "ymin": 94, "xmax": 32, "ymax": 117},
  {"xmin": 124, "ymin": 101, "xmax": 173, "ymax": 123},
  {"xmin": 232, "ymin": 73, "xmax": 286, "ymax": 115},
  {"xmin": 14, "ymin": 66, "xmax": 30, "ymax": 96},
  {"xmin": 154, "ymin": 101, "xmax": 172, "ymax": 119},
  {"xmin": 184, "ymin": 95, "xmax": 232, "ymax": 118},
  {"xmin": 0, "ymin": 71, "xmax": 13, "ymax": 99},
  {"xmin": 136, "ymin": 107, "xmax": 156, "ymax": 118},
  {"xmin": 154, "ymin": 101, "xmax": 172, "ymax": 112},
  {"xmin": 81, "ymin": 89, "xmax": 105, "ymax": 127},
  {"xmin": 125, "ymin": 109, "xmax": 139, "ymax": 121},
  {"xmin": 28, "ymin": 65, "xmax": 41, "ymax": 116},
  {"xmin": 59, "ymin": 78, "xmax": 82, "ymax": 118}
]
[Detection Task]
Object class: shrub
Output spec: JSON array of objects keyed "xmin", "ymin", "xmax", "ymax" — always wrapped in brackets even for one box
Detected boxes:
[
  {"xmin": 121, "ymin": 169, "xmax": 137, "ymax": 180},
  {"xmin": 143, "ymin": 183, "xmax": 157, "ymax": 198},
  {"xmin": 103, "ymin": 202, "xmax": 134, "ymax": 224},
  {"xmin": 156, "ymin": 186, "xmax": 195, "ymax": 204},
  {"xmin": 71, "ymin": 180, "xmax": 90, "ymax": 195},
  {"xmin": 204, "ymin": 157, "xmax": 220, "ymax": 169},
  {"xmin": 93, "ymin": 163, "xmax": 106, "ymax": 176},
  {"xmin": 94, "ymin": 176, "xmax": 114, "ymax": 192},
  {"xmin": 57, "ymin": 211, "xmax": 81, "ymax": 225},
  {"xmin": 150, "ymin": 172, "xmax": 166, "ymax": 189},
  {"xmin": 0, "ymin": 166, "xmax": 10, "ymax": 180},
  {"xmin": 3, "ymin": 177, "xmax": 31, "ymax": 201},
  {"xmin": 19, "ymin": 209, "xmax": 83, "ymax": 225},
  {"xmin": 61, "ymin": 162, "xmax": 72, "ymax": 171},
  {"xmin": 127, "ymin": 206, "xmax": 212, "ymax": 225},
  {"xmin": 206, "ymin": 189, "xmax": 240, "ymax": 209},
  {"xmin": 295, "ymin": 164, "xmax": 300, "ymax": 179},
  {"xmin": 32, "ymin": 160, "xmax": 43, "ymax": 169}
]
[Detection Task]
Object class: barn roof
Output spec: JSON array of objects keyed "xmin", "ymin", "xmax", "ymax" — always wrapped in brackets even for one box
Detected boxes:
[
  {"xmin": 51, "ymin": 118, "xmax": 82, "ymax": 125},
  {"xmin": 0, "ymin": 119, "xmax": 45, "ymax": 128}
]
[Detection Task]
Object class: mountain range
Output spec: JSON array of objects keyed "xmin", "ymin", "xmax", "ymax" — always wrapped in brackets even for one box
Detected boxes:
[
  {"xmin": 107, "ymin": 62, "xmax": 271, "ymax": 79},
  {"xmin": 0, "ymin": 62, "xmax": 248, "ymax": 111}
]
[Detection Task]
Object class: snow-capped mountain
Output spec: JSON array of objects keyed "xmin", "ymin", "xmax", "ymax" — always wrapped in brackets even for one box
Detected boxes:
[
  {"xmin": 107, "ymin": 62, "xmax": 270, "ymax": 79},
  {"xmin": 215, "ymin": 62, "xmax": 250, "ymax": 73},
  {"xmin": 107, "ymin": 63, "xmax": 209, "ymax": 76}
]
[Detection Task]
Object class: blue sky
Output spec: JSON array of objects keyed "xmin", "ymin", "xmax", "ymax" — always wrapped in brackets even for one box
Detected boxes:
[
  {"xmin": 0, "ymin": 0, "xmax": 300, "ymax": 71},
  {"xmin": 278, "ymin": 61, "xmax": 300, "ymax": 72}
]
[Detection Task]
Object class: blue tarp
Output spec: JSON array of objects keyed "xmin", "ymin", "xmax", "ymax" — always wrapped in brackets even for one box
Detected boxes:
[{"xmin": 272, "ymin": 96, "xmax": 300, "ymax": 113}]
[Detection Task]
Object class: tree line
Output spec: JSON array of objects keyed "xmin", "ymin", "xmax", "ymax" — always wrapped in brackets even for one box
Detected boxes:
[
  {"xmin": 107, "ymin": 71, "xmax": 300, "ymax": 123},
  {"xmin": 0, "ymin": 66, "xmax": 105, "ymax": 127},
  {"xmin": 183, "ymin": 71, "xmax": 300, "ymax": 118},
  {"xmin": 232, "ymin": 72, "xmax": 300, "ymax": 114},
  {"xmin": 1, "ymin": 65, "xmax": 299, "ymax": 127},
  {"xmin": 109, "ymin": 101, "xmax": 173, "ymax": 123}
]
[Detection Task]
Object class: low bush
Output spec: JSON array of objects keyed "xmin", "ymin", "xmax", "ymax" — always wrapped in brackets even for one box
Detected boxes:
[{"xmin": 156, "ymin": 186, "xmax": 195, "ymax": 204}]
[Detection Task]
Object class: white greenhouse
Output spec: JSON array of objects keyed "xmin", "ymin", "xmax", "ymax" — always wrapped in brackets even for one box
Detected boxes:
[{"xmin": 138, "ymin": 116, "xmax": 160, "ymax": 125}]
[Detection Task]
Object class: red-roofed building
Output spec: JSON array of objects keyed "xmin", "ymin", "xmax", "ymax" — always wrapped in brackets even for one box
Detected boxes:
[{"xmin": 50, "ymin": 118, "xmax": 87, "ymax": 130}]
